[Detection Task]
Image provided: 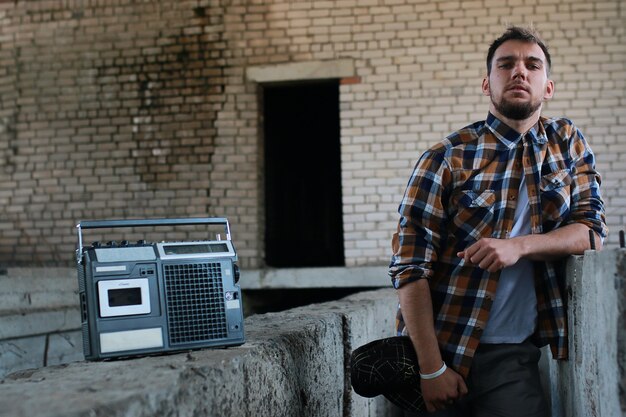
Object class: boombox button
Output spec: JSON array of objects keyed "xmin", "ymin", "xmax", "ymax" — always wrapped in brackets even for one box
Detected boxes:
[{"xmin": 140, "ymin": 267, "xmax": 155, "ymax": 276}]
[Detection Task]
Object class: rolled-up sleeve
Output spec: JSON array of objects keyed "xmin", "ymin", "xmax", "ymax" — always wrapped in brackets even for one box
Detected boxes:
[
  {"xmin": 389, "ymin": 150, "xmax": 451, "ymax": 288},
  {"xmin": 567, "ymin": 128, "xmax": 608, "ymax": 240}
]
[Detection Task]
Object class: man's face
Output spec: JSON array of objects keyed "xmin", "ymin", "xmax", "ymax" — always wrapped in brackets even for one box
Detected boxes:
[{"xmin": 482, "ymin": 40, "xmax": 554, "ymax": 121}]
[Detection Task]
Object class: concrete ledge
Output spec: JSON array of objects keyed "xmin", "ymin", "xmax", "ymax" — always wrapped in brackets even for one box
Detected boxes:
[
  {"xmin": 240, "ymin": 265, "xmax": 389, "ymax": 289},
  {"xmin": 0, "ymin": 289, "xmax": 400, "ymax": 417}
]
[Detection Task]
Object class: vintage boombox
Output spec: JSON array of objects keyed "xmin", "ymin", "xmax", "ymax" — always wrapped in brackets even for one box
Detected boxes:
[{"xmin": 75, "ymin": 218, "xmax": 245, "ymax": 360}]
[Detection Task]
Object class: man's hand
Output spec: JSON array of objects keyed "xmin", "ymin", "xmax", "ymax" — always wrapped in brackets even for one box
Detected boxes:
[
  {"xmin": 421, "ymin": 368, "xmax": 468, "ymax": 412},
  {"xmin": 457, "ymin": 237, "xmax": 523, "ymax": 272}
]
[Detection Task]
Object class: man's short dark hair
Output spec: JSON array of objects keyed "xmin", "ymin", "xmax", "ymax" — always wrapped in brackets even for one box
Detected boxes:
[{"xmin": 486, "ymin": 26, "xmax": 552, "ymax": 76}]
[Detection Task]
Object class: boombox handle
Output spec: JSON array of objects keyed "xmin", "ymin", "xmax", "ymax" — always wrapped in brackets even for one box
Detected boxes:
[{"xmin": 76, "ymin": 218, "xmax": 231, "ymax": 264}]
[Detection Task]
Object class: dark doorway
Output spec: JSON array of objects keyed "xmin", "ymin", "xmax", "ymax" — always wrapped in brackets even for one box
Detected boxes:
[{"xmin": 263, "ymin": 80, "xmax": 344, "ymax": 268}]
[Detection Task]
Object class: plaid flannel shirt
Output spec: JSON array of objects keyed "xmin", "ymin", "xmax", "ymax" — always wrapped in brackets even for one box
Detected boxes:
[{"xmin": 389, "ymin": 113, "xmax": 608, "ymax": 378}]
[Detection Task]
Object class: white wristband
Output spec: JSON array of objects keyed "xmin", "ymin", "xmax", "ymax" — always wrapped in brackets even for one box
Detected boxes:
[{"xmin": 419, "ymin": 362, "xmax": 447, "ymax": 380}]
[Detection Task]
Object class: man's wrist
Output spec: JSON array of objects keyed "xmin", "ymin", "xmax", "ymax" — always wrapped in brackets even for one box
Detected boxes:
[
  {"xmin": 515, "ymin": 234, "xmax": 532, "ymax": 259},
  {"xmin": 419, "ymin": 361, "xmax": 447, "ymax": 380}
]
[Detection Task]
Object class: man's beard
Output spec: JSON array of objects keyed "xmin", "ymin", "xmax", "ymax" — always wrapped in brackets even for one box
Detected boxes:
[{"xmin": 491, "ymin": 94, "xmax": 542, "ymax": 121}]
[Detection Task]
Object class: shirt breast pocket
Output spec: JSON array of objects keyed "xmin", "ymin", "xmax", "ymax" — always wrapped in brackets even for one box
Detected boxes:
[
  {"xmin": 453, "ymin": 189, "xmax": 496, "ymax": 241},
  {"xmin": 540, "ymin": 169, "xmax": 572, "ymax": 224}
]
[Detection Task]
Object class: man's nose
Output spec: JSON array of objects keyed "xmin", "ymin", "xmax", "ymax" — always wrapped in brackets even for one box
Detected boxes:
[{"xmin": 512, "ymin": 62, "xmax": 528, "ymax": 79}]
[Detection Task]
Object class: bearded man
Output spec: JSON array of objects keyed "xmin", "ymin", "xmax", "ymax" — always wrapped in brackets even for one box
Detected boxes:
[{"xmin": 350, "ymin": 26, "xmax": 607, "ymax": 417}]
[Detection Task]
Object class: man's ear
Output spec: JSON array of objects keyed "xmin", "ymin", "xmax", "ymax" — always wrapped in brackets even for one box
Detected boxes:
[
  {"xmin": 482, "ymin": 77, "xmax": 490, "ymax": 96},
  {"xmin": 543, "ymin": 79, "xmax": 555, "ymax": 100}
]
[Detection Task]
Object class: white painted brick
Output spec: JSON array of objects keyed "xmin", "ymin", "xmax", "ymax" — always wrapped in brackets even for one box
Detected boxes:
[{"xmin": 1, "ymin": 0, "xmax": 624, "ymax": 269}]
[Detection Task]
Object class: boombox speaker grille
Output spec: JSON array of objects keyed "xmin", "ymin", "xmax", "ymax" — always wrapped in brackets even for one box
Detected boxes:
[{"xmin": 163, "ymin": 263, "xmax": 228, "ymax": 345}]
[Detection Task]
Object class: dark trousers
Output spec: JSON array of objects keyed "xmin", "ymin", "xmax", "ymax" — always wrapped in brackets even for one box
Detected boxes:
[{"xmin": 350, "ymin": 337, "xmax": 549, "ymax": 417}]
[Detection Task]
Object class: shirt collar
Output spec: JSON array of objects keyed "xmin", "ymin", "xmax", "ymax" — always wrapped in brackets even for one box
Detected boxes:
[{"xmin": 485, "ymin": 112, "xmax": 548, "ymax": 148}]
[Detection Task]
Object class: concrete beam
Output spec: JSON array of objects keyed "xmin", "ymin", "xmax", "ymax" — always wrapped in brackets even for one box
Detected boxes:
[{"xmin": 246, "ymin": 59, "xmax": 355, "ymax": 83}]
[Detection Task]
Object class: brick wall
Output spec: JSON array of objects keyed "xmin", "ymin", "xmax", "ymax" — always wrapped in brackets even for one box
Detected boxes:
[{"xmin": 0, "ymin": 0, "xmax": 624, "ymax": 268}]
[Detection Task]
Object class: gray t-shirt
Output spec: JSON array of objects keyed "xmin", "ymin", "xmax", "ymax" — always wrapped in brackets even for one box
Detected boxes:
[{"xmin": 481, "ymin": 174, "xmax": 537, "ymax": 344}]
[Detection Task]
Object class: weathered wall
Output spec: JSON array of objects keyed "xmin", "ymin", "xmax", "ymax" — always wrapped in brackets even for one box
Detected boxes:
[
  {"xmin": 550, "ymin": 250, "xmax": 626, "ymax": 417},
  {"xmin": 0, "ymin": 288, "xmax": 400, "ymax": 417},
  {"xmin": 0, "ymin": 1, "xmax": 233, "ymax": 264},
  {"xmin": 0, "ymin": 0, "xmax": 624, "ymax": 268}
]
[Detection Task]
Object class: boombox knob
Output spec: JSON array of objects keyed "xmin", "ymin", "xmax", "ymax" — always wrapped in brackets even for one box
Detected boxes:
[
  {"xmin": 91, "ymin": 241, "xmax": 101, "ymax": 248},
  {"xmin": 233, "ymin": 264, "xmax": 240, "ymax": 284}
]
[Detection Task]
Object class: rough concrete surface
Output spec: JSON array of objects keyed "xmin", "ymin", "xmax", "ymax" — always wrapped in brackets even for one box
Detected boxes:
[
  {"xmin": 0, "ymin": 288, "xmax": 400, "ymax": 417},
  {"xmin": 549, "ymin": 249, "xmax": 626, "ymax": 417}
]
